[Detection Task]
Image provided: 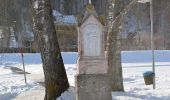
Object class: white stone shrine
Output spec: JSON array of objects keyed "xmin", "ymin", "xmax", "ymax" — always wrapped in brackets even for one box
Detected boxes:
[
  {"xmin": 77, "ymin": 4, "xmax": 108, "ymax": 74},
  {"xmin": 76, "ymin": 3, "xmax": 111, "ymax": 100}
]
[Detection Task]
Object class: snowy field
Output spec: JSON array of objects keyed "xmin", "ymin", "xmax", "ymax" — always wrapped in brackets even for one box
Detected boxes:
[{"xmin": 0, "ymin": 51, "xmax": 170, "ymax": 100}]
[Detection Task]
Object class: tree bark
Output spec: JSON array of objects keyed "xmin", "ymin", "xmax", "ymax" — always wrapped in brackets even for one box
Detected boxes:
[
  {"xmin": 107, "ymin": 0, "xmax": 137, "ymax": 91},
  {"xmin": 107, "ymin": 0, "xmax": 124, "ymax": 91},
  {"xmin": 32, "ymin": 0, "xmax": 69, "ymax": 99}
]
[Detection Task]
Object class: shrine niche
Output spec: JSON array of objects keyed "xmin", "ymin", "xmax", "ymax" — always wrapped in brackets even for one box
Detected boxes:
[{"xmin": 82, "ymin": 22, "xmax": 101, "ymax": 57}]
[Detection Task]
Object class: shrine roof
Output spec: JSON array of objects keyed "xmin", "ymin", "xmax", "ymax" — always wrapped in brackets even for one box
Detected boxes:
[{"xmin": 80, "ymin": 4, "xmax": 104, "ymax": 26}]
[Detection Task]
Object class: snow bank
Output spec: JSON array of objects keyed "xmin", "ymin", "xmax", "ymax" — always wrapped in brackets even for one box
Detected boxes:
[
  {"xmin": 61, "ymin": 52, "xmax": 78, "ymax": 64},
  {"xmin": 0, "ymin": 53, "xmax": 42, "ymax": 65},
  {"xmin": 0, "ymin": 52, "xmax": 77, "ymax": 66},
  {"xmin": 1, "ymin": 51, "xmax": 170, "ymax": 66},
  {"xmin": 57, "ymin": 88, "xmax": 75, "ymax": 100},
  {"xmin": 122, "ymin": 50, "xmax": 170, "ymax": 63}
]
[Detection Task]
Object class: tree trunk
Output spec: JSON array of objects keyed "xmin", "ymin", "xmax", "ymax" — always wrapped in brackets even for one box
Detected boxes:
[
  {"xmin": 107, "ymin": 0, "xmax": 124, "ymax": 91},
  {"xmin": 1, "ymin": 26, "xmax": 10, "ymax": 48},
  {"xmin": 107, "ymin": 18, "xmax": 124, "ymax": 91},
  {"xmin": 32, "ymin": 0, "xmax": 69, "ymax": 99},
  {"xmin": 107, "ymin": 0, "xmax": 137, "ymax": 91}
]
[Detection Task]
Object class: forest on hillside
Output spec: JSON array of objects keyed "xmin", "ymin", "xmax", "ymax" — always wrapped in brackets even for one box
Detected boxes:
[{"xmin": 0, "ymin": 0, "xmax": 170, "ymax": 52}]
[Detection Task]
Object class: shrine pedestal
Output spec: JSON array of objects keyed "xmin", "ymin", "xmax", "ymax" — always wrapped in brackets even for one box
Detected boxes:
[
  {"xmin": 75, "ymin": 74, "xmax": 111, "ymax": 100},
  {"xmin": 77, "ymin": 58, "xmax": 108, "ymax": 74}
]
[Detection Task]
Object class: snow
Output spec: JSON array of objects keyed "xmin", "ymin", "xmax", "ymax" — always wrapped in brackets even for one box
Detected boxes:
[
  {"xmin": 122, "ymin": 50, "xmax": 170, "ymax": 63},
  {"xmin": 138, "ymin": 0, "xmax": 150, "ymax": 3},
  {"xmin": 57, "ymin": 88, "xmax": 76, "ymax": 100},
  {"xmin": 0, "ymin": 53, "xmax": 43, "ymax": 100},
  {"xmin": 113, "ymin": 66, "xmax": 170, "ymax": 100},
  {"xmin": 53, "ymin": 10, "xmax": 77, "ymax": 25},
  {"xmin": 0, "ymin": 51, "xmax": 170, "ymax": 100},
  {"xmin": 33, "ymin": 0, "xmax": 38, "ymax": 9}
]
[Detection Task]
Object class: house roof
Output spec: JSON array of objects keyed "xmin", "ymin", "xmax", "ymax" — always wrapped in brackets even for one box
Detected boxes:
[{"xmin": 53, "ymin": 10, "xmax": 77, "ymax": 25}]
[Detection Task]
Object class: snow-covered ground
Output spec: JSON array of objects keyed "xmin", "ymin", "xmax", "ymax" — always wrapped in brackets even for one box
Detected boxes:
[{"xmin": 0, "ymin": 51, "xmax": 170, "ymax": 100}]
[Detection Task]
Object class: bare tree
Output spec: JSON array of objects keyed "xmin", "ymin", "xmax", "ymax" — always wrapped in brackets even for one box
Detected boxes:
[
  {"xmin": 107, "ymin": 0, "xmax": 137, "ymax": 91},
  {"xmin": 32, "ymin": 0, "xmax": 69, "ymax": 99},
  {"xmin": 0, "ymin": 0, "xmax": 14, "ymax": 49}
]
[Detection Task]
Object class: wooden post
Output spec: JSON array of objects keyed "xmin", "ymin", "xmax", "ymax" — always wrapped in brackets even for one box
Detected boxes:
[{"xmin": 20, "ymin": 48, "xmax": 27, "ymax": 85}]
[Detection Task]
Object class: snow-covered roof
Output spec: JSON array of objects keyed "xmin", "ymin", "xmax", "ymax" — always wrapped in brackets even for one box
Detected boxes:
[
  {"xmin": 138, "ymin": 0, "xmax": 150, "ymax": 3},
  {"xmin": 53, "ymin": 10, "xmax": 77, "ymax": 25}
]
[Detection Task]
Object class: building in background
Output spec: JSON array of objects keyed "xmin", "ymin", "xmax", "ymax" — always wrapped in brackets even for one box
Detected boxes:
[{"xmin": 53, "ymin": 10, "xmax": 78, "ymax": 52}]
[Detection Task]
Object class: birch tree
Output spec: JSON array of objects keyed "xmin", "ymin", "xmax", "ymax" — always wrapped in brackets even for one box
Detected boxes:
[
  {"xmin": 32, "ymin": 0, "xmax": 69, "ymax": 99},
  {"xmin": 107, "ymin": 0, "xmax": 137, "ymax": 91}
]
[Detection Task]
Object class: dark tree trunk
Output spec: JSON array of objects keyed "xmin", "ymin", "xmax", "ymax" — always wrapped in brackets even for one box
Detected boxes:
[{"xmin": 32, "ymin": 0, "xmax": 69, "ymax": 100}]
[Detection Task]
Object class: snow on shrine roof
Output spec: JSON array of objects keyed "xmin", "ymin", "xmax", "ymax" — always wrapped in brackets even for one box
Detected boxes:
[
  {"xmin": 53, "ymin": 10, "xmax": 77, "ymax": 25},
  {"xmin": 79, "ymin": 4, "xmax": 104, "ymax": 26}
]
